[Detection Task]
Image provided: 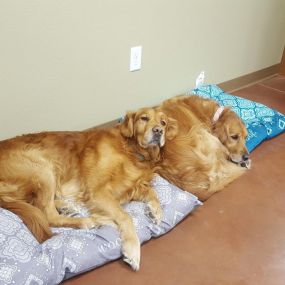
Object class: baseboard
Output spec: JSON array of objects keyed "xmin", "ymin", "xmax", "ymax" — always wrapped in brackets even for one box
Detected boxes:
[
  {"xmin": 218, "ymin": 64, "xmax": 280, "ymax": 92},
  {"xmin": 86, "ymin": 119, "xmax": 118, "ymax": 130},
  {"xmin": 89, "ymin": 63, "xmax": 281, "ymax": 130},
  {"xmin": 279, "ymin": 47, "xmax": 285, "ymax": 76}
]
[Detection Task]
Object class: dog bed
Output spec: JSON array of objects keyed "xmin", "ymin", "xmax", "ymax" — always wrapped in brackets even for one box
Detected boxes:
[
  {"xmin": 191, "ymin": 84, "xmax": 285, "ymax": 152},
  {"xmin": 0, "ymin": 175, "xmax": 201, "ymax": 285}
]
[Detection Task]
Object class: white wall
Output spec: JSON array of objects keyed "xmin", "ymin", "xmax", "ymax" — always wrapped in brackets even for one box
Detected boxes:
[{"xmin": 1, "ymin": 0, "xmax": 285, "ymax": 140}]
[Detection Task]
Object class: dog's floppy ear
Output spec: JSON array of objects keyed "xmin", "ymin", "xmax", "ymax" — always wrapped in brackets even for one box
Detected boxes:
[
  {"xmin": 213, "ymin": 121, "xmax": 229, "ymax": 144},
  {"xmin": 212, "ymin": 107, "xmax": 231, "ymax": 143},
  {"xmin": 166, "ymin": 117, "xmax": 178, "ymax": 140},
  {"xmin": 120, "ymin": 111, "xmax": 135, "ymax": 138}
]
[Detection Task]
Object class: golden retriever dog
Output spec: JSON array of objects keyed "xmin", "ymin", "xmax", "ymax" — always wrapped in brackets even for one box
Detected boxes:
[
  {"xmin": 0, "ymin": 107, "xmax": 178, "ymax": 271},
  {"xmin": 156, "ymin": 95, "xmax": 251, "ymax": 201}
]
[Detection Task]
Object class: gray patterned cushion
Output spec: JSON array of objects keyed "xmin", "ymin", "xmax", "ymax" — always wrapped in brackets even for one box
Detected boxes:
[{"xmin": 0, "ymin": 175, "xmax": 201, "ymax": 284}]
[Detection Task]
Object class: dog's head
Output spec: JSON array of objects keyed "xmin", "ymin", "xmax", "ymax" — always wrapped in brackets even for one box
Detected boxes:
[
  {"xmin": 120, "ymin": 107, "xmax": 178, "ymax": 159},
  {"xmin": 213, "ymin": 107, "xmax": 250, "ymax": 167}
]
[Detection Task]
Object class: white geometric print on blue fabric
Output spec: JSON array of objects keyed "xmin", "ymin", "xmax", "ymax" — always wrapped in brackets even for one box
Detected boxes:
[
  {"xmin": 192, "ymin": 84, "xmax": 285, "ymax": 152},
  {"xmin": 266, "ymin": 128, "xmax": 273, "ymax": 136},
  {"xmin": 279, "ymin": 118, "xmax": 285, "ymax": 129},
  {"xmin": 231, "ymin": 107, "xmax": 241, "ymax": 117},
  {"xmin": 223, "ymin": 99, "xmax": 237, "ymax": 107},
  {"xmin": 262, "ymin": 117, "xmax": 274, "ymax": 124},
  {"xmin": 217, "ymin": 93, "xmax": 232, "ymax": 100},
  {"xmin": 236, "ymin": 98, "xmax": 255, "ymax": 108},
  {"xmin": 247, "ymin": 129, "xmax": 258, "ymax": 139},
  {"xmin": 240, "ymin": 109, "xmax": 256, "ymax": 121},
  {"xmin": 255, "ymin": 107, "xmax": 275, "ymax": 118},
  {"xmin": 0, "ymin": 175, "xmax": 201, "ymax": 285}
]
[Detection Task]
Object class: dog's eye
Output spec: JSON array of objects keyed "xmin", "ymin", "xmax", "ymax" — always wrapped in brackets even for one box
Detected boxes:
[
  {"xmin": 231, "ymin": 135, "xmax": 239, "ymax": 140},
  {"xmin": 161, "ymin": 120, "xmax": 166, "ymax": 126},
  {"xmin": 140, "ymin": 116, "xmax": 149, "ymax": 122}
]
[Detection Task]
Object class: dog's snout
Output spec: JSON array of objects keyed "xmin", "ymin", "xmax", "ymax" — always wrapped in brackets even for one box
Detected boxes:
[
  {"xmin": 152, "ymin": 126, "xmax": 163, "ymax": 135},
  {"xmin": 242, "ymin": 154, "xmax": 249, "ymax": 161}
]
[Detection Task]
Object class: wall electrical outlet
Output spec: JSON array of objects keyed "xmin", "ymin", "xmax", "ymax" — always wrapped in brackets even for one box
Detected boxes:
[
  {"xmin": 196, "ymin": 71, "xmax": 205, "ymax": 87},
  {"xmin": 130, "ymin": 46, "xmax": 142, "ymax": 71}
]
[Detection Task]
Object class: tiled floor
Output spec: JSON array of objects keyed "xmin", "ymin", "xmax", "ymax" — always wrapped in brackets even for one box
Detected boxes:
[{"xmin": 233, "ymin": 75, "xmax": 285, "ymax": 114}]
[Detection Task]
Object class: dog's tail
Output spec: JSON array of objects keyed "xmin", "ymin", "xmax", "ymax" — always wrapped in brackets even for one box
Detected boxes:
[{"xmin": 0, "ymin": 194, "xmax": 53, "ymax": 243}]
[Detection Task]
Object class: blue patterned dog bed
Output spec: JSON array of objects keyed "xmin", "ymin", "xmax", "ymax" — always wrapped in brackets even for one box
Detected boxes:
[{"xmin": 192, "ymin": 84, "xmax": 285, "ymax": 152}]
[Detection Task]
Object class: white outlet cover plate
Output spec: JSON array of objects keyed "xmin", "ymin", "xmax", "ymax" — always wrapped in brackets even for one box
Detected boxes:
[
  {"xmin": 130, "ymin": 46, "xmax": 142, "ymax": 71},
  {"xmin": 196, "ymin": 71, "xmax": 205, "ymax": 87}
]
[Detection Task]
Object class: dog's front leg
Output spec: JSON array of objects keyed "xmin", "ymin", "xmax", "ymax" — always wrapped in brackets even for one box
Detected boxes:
[
  {"xmin": 88, "ymin": 193, "xmax": 141, "ymax": 271},
  {"xmin": 133, "ymin": 181, "xmax": 163, "ymax": 225}
]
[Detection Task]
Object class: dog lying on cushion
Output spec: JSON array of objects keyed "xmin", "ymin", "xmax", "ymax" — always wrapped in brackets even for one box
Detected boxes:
[
  {"xmin": 0, "ymin": 107, "xmax": 178, "ymax": 271},
  {"xmin": 156, "ymin": 95, "xmax": 251, "ymax": 201}
]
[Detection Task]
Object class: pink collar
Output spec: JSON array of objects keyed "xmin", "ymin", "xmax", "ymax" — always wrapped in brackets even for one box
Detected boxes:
[{"xmin": 213, "ymin": 106, "xmax": 225, "ymax": 123}]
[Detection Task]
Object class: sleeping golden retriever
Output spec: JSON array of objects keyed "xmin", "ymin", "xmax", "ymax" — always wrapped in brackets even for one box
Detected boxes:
[
  {"xmin": 156, "ymin": 95, "xmax": 251, "ymax": 201},
  {"xmin": 0, "ymin": 107, "xmax": 178, "ymax": 271}
]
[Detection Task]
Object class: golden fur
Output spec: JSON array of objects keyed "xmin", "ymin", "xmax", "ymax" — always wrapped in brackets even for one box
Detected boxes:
[
  {"xmin": 0, "ymin": 107, "xmax": 177, "ymax": 271},
  {"xmin": 156, "ymin": 95, "xmax": 250, "ymax": 201}
]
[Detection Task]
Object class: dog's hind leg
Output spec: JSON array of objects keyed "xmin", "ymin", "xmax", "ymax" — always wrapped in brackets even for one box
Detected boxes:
[
  {"xmin": 32, "ymin": 170, "xmax": 96, "ymax": 230},
  {"xmin": 11, "ymin": 160, "xmax": 96, "ymax": 231},
  {"xmin": 0, "ymin": 152, "xmax": 95, "ymax": 241}
]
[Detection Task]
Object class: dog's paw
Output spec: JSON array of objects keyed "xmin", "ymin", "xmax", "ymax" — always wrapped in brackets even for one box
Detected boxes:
[
  {"xmin": 122, "ymin": 236, "xmax": 140, "ymax": 271},
  {"xmin": 123, "ymin": 256, "xmax": 140, "ymax": 271},
  {"xmin": 147, "ymin": 201, "xmax": 163, "ymax": 225},
  {"xmin": 79, "ymin": 218, "xmax": 97, "ymax": 229}
]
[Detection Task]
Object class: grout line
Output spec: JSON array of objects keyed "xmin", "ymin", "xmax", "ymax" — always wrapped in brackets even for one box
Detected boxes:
[
  {"xmin": 228, "ymin": 74, "xmax": 279, "ymax": 93},
  {"xmin": 258, "ymin": 83, "xmax": 285, "ymax": 94}
]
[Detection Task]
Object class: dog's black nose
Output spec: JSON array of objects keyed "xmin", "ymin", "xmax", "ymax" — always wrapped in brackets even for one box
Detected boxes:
[
  {"xmin": 152, "ymin": 126, "xmax": 163, "ymax": 135},
  {"xmin": 242, "ymin": 154, "xmax": 249, "ymax": 161}
]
